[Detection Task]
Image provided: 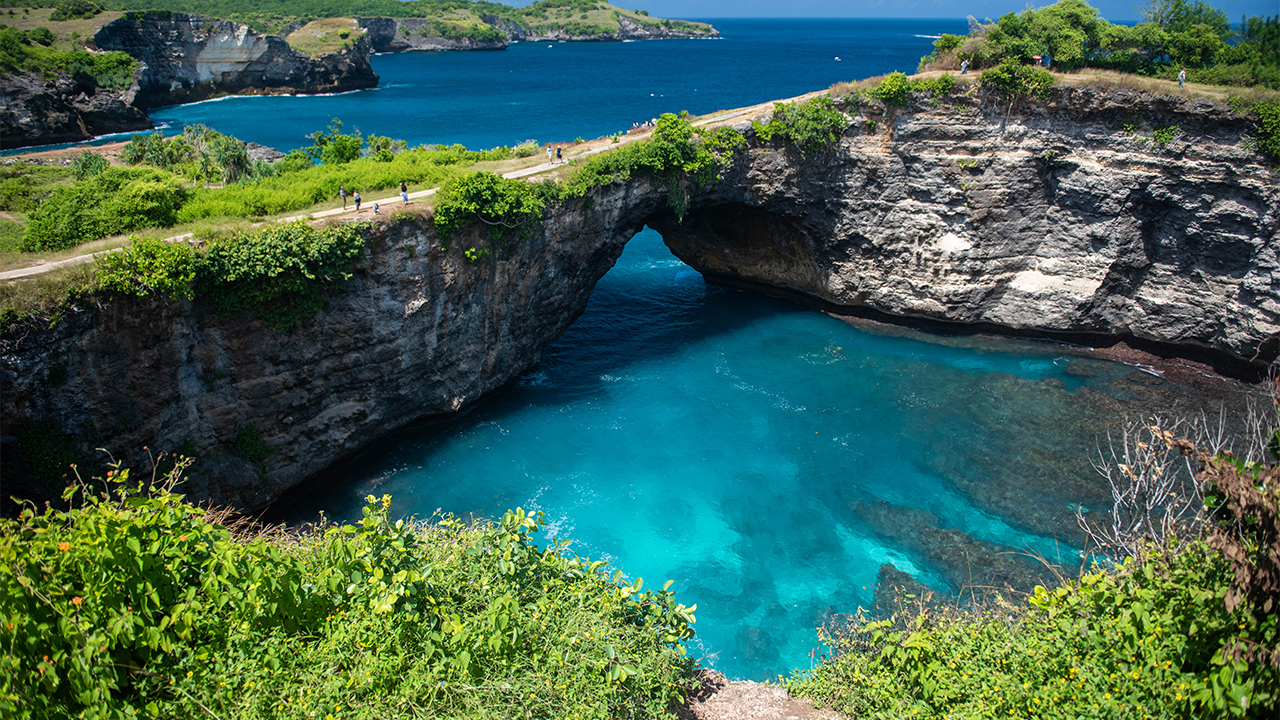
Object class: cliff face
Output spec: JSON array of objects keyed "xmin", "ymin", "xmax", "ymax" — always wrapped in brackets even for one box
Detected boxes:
[
  {"xmin": 1, "ymin": 86, "xmax": 1275, "ymax": 510},
  {"xmin": 357, "ymin": 17, "xmax": 507, "ymax": 52},
  {"xmin": 0, "ymin": 181, "xmax": 656, "ymax": 509},
  {"xmin": 659, "ymin": 86, "xmax": 1278, "ymax": 365},
  {"xmin": 94, "ymin": 12, "xmax": 378, "ymax": 108},
  {"xmin": 356, "ymin": 14, "xmax": 717, "ymax": 50},
  {"xmin": 0, "ymin": 71, "xmax": 151, "ymax": 149}
]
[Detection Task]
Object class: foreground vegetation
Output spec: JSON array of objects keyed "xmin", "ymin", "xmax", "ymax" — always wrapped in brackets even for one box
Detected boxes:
[
  {"xmin": 786, "ymin": 413, "xmax": 1280, "ymax": 718},
  {"xmin": 0, "ymin": 466, "xmax": 698, "ymax": 719}
]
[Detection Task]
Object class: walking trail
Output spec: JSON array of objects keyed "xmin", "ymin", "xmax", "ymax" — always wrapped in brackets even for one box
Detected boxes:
[{"xmin": 0, "ymin": 100, "xmax": 791, "ymax": 282}]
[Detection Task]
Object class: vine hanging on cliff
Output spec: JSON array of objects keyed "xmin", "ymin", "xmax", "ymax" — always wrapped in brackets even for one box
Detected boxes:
[{"xmin": 432, "ymin": 171, "xmax": 547, "ymax": 253}]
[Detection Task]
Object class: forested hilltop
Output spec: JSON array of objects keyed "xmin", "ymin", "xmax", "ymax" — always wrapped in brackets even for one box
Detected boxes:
[
  {"xmin": 1, "ymin": 0, "xmax": 717, "ymax": 41},
  {"xmin": 921, "ymin": 0, "xmax": 1279, "ymax": 89}
]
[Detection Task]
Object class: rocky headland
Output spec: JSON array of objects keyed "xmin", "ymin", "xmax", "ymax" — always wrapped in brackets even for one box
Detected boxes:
[
  {"xmin": 0, "ymin": 69, "xmax": 151, "ymax": 149},
  {"xmin": 1, "ymin": 85, "xmax": 1276, "ymax": 514},
  {"xmin": 92, "ymin": 12, "xmax": 378, "ymax": 109}
]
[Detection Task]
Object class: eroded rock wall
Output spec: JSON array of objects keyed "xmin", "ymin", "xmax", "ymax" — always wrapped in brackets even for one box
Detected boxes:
[
  {"xmin": 658, "ymin": 86, "xmax": 1279, "ymax": 366},
  {"xmin": 0, "ymin": 180, "xmax": 659, "ymax": 510},
  {"xmin": 0, "ymin": 70, "xmax": 151, "ymax": 148},
  {"xmin": 94, "ymin": 12, "xmax": 378, "ymax": 108},
  {"xmin": 357, "ymin": 17, "xmax": 508, "ymax": 52}
]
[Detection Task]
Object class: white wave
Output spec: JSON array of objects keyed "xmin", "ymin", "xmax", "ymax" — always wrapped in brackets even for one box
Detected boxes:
[{"xmin": 915, "ymin": 34, "xmax": 942, "ymax": 39}]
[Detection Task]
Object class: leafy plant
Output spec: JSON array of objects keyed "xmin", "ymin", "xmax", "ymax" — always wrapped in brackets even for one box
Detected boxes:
[
  {"xmin": 0, "ymin": 464, "xmax": 699, "ymax": 719},
  {"xmin": 96, "ymin": 236, "xmax": 196, "ymax": 299},
  {"xmin": 981, "ymin": 59, "xmax": 1056, "ymax": 100},
  {"xmin": 22, "ymin": 167, "xmax": 189, "ymax": 251},
  {"xmin": 70, "ymin": 151, "xmax": 108, "ymax": 179},
  {"xmin": 230, "ymin": 422, "xmax": 273, "ymax": 463},
  {"xmin": 197, "ymin": 221, "xmax": 367, "ymax": 329},
  {"xmin": 753, "ymin": 96, "xmax": 848, "ymax": 157},
  {"xmin": 433, "ymin": 171, "xmax": 546, "ymax": 247}
]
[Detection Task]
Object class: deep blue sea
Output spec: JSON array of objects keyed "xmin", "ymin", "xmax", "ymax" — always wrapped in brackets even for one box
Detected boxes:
[
  {"xmin": 149, "ymin": 18, "xmax": 970, "ymax": 152},
  {"xmin": 59, "ymin": 18, "xmax": 1236, "ymax": 680}
]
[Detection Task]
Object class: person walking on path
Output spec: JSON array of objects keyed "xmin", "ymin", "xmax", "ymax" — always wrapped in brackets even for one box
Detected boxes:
[
  {"xmin": 555, "ymin": 146, "xmax": 562, "ymax": 164},
  {"xmin": 339, "ymin": 185, "xmax": 347, "ymax": 210},
  {"xmin": 960, "ymin": 59, "xmax": 968, "ymax": 74},
  {"xmin": 1178, "ymin": 68, "xmax": 1186, "ymax": 87},
  {"xmin": 547, "ymin": 146, "xmax": 553, "ymax": 164},
  {"xmin": 353, "ymin": 189, "xmax": 361, "ymax": 213},
  {"xmin": 400, "ymin": 181, "xmax": 409, "ymax": 205}
]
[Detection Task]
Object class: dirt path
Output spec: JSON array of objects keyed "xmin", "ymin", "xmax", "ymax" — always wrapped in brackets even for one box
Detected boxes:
[{"xmin": 0, "ymin": 97, "xmax": 792, "ymax": 282}]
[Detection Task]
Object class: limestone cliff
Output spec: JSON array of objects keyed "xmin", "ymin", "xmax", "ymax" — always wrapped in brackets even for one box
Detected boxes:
[
  {"xmin": 356, "ymin": 14, "xmax": 717, "ymax": 51},
  {"xmin": 1, "ymin": 85, "xmax": 1275, "ymax": 511},
  {"xmin": 659, "ymin": 85, "xmax": 1279, "ymax": 367},
  {"xmin": 0, "ymin": 188, "xmax": 651, "ymax": 509},
  {"xmin": 357, "ymin": 17, "xmax": 507, "ymax": 52},
  {"xmin": 0, "ymin": 70, "xmax": 151, "ymax": 149},
  {"xmin": 93, "ymin": 12, "xmax": 378, "ymax": 108}
]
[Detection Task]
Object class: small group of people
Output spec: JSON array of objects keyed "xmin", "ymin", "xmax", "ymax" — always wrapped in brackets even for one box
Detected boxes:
[
  {"xmin": 631, "ymin": 118, "xmax": 659, "ymax": 130},
  {"xmin": 546, "ymin": 146, "xmax": 563, "ymax": 164},
  {"xmin": 337, "ymin": 181, "xmax": 412, "ymax": 214}
]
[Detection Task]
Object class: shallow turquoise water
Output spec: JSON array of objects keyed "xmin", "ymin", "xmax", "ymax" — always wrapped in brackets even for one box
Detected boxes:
[{"xmin": 284, "ymin": 230, "xmax": 1182, "ymax": 680}]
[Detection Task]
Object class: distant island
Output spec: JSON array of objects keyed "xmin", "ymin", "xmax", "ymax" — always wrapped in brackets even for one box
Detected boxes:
[{"xmin": 1, "ymin": 1, "xmax": 718, "ymax": 148}]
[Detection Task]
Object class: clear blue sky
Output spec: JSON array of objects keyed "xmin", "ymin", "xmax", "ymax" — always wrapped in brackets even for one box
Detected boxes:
[{"xmin": 591, "ymin": 1, "xmax": 1277, "ymax": 23}]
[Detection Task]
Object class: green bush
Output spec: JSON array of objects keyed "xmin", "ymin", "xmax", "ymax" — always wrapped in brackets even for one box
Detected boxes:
[
  {"xmin": 22, "ymin": 167, "xmax": 189, "ymax": 251},
  {"xmin": 48, "ymin": 0, "xmax": 102, "ymax": 21},
  {"xmin": 230, "ymin": 422, "xmax": 273, "ymax": 463},
  {"xmin": 71, "ymin": 150, "xmax": 108, "ymax": 179},
  {"xmin": 433, "ymin": 171, "xmax": 546, "ymax": 247},
  {"xmin": 1253, "ymin": 100, "xmax": 1280, "ymax": 162},
  {"xmin": 96, "ymin": 236, "xmax": 196, "ymax": 299},
  {"xmin": 787, "ymin": 540, "xmax": 1276, "ymax": 718},
  {"xmin": 869, "ymin": 71, "xmax": 913, "ymax": 106},
  {"xmin": 981, "ymin": 59, "xmax": 1056, "ymax": 100},
  {"xmin": 753, "ymin": 96, "xmax": 848, "ymax": 156},
  {"xmin": 196, "ymin": 221, "xmax": 367, "ymax": 330},
  {"xmin": 0, "ymin": 469, "xmax": 698, "ymax": 720}
]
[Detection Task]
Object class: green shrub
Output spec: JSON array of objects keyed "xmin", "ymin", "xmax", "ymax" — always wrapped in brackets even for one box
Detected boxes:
[
  {"xmin": 22, "ymin": 167, "xmax": 189, "ymax": 251},
  {"xmin": 230, "ymin": 422, "xmax": 273, "ymax": 463},
  {"xmin": 981, "ymin": 59, "xmax": 1055, "ymax": 100},
  {"xmin": 787, "ymin": 540, "xmax": 1276, "ymax": 718},
  {"xmin": 1253, "ymin": 100, "xmax": 1280, "ymax": 162},
  {"xmin": 71, "ymin": 150, "xmax": 108, "ymax": 179},
  {"xmin": 0, "ymin": 218, "xmax": 23, "ymax": 253},
  {"xmin": 96, "ymin": 236, "xmax": 196, "ymax": 299},
  {"xmin": 0, "ymin": 469, "xmax": 697, "ymax": 720},
  {"xmin": 48, "ymin": 0, "xmax": 101, "ymax": 21},
  {"xmin": 869, "ymin": 71, "xmax": 913, "ymax": 106},
  {"xmin": 433, "ymin": 171, "xmax": 546, "ymax": 246},
  {"xmin": 754, "ymin": 96, "xmax": 848, "ymax": 156},
  {"xmin": 196, "ymin": 221, "xmax": 367, "ymax": 330}
]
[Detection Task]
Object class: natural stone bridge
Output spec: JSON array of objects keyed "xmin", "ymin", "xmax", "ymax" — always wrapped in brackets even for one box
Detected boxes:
[{"xmin": 3, "ymin": 86, "xmax": 1277, "ymax": 509}]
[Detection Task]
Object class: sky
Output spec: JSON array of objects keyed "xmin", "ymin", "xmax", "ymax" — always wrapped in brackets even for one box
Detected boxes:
[{"xmin": 583, "ymin": 1, "xmax": 1278, "ymax": 23}]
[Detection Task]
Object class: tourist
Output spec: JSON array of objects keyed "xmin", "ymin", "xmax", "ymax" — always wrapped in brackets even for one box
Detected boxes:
[
  {"xmin": 960, "ymin": 59, "xmax": 968, "ymax": 75},
  {"xmin": 400, "ymin": 181, "xmax": 409, "ymax": 205},
  {"xmin": 339, "ymin": 185, "xmax": 347, "ymax": 210},
  {"xmin": 1178, "ymin": 68, "xmax": 1186, "ymax": 87},
  {"xmin": 556, "ymin": 146, "xmax": 562, "ymax": 163},
  {"xmin": 374, "ymin": 202, "xmax": 380, "ymax": 215},
  {"xmin": 547, "ymin": 145, "xmax": 553, "ymax": 163},
  {"xmin": 354, "ymin": 189, "xmax": 361, "ymax": 213}
]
